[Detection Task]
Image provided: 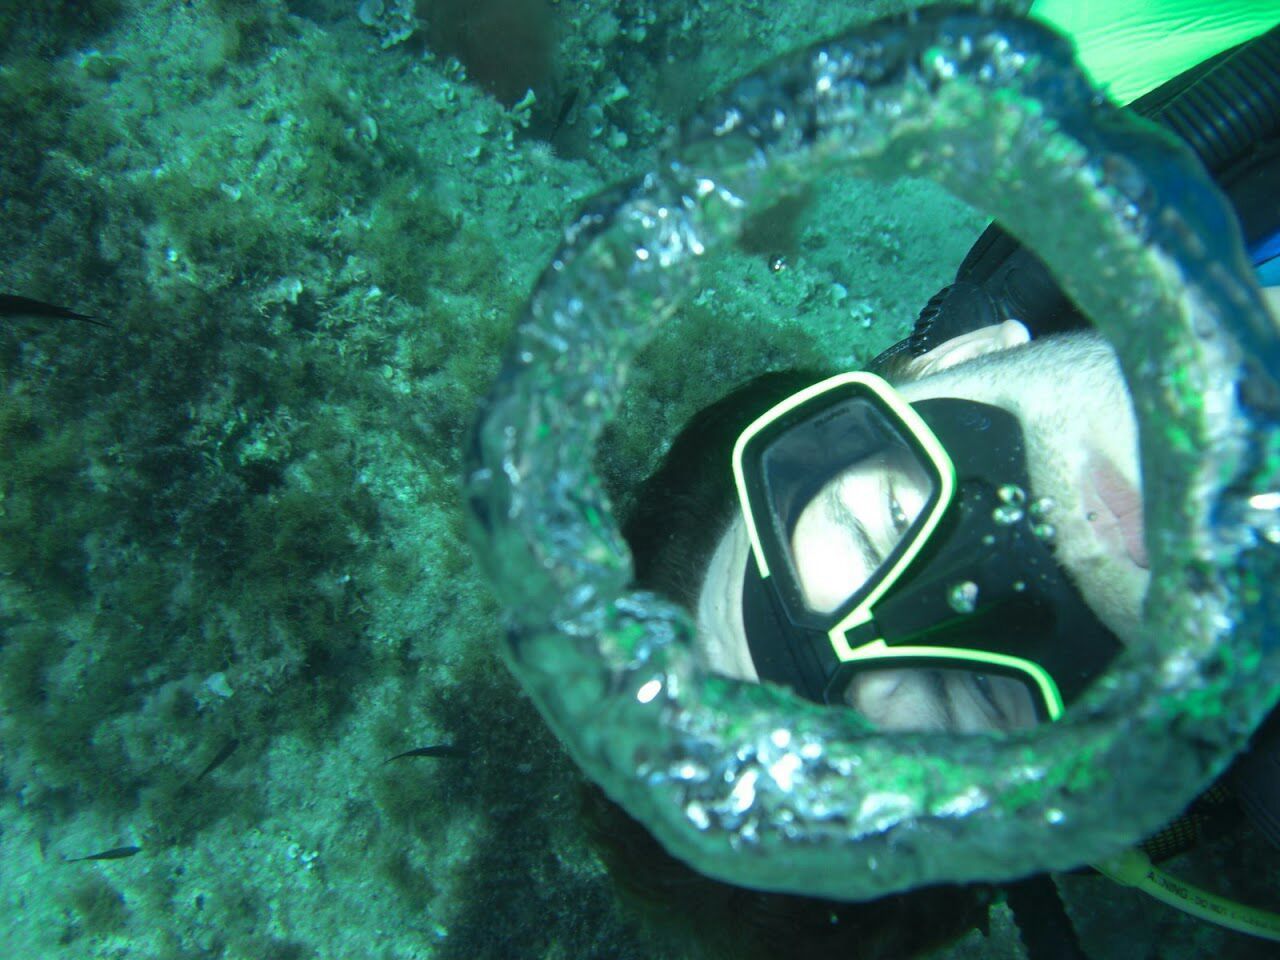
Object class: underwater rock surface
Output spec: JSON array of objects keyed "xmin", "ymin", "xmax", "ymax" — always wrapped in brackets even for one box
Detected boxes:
[{"xmin": 2, "ymin": 1, "xmax": 1277, "ymax": 958}]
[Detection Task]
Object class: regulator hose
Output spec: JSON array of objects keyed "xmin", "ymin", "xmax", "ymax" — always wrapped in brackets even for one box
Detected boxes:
[{"xmin": 1141, "ymin": 23, "xmax": 1280, "ymax": 174}]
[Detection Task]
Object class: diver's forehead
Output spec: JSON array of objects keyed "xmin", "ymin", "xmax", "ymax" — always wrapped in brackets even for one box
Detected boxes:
[
  {"xmin": 892, "ymin": 365, "xmax": 1003, "ymax": 406},
  {"xmin": 891, "ymin": 329, "xmax": 1120, "ymax": 408}
]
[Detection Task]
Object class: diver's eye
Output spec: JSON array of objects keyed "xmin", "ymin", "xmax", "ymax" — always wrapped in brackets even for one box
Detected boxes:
[
  {"xmin": 971, "ymin": 673, "xmax": 1008, "ymax": 722},
  {"xmin": 889, "ymin": 489, "xmax": 909, "ymax": 534}
]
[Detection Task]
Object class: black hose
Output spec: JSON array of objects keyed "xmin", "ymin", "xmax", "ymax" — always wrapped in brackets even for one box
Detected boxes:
[
  {"xmin": 1140, "ymin": 24, "xmax": 1280, "ymax": 174},
  {"xmin": 1232, "ymin": 705, "xmax": 1280, "ymax": 850}
]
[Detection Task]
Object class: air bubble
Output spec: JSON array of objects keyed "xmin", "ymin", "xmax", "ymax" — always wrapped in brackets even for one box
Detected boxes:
[
  {"xmin": 998, "ymin": 484, "xmax": 1026, "ymax": 506},
  {"xmin": 948, "ymin": 581, "xmax": 979, "ymax": 614},
  {"xmin": 993, "ymin": 503, "xmax": 1024, "ymax": 525},
  {"xmin": 994, "ymin": 484, "xmax": 1026, "ymax": 524}
]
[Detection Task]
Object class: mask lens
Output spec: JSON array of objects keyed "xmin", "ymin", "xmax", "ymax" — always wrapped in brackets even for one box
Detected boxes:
[
  {"xmin": 759, "ymin": 397, "xmax": 936, "ymax": 617},
  {"xmin": 841, "ymin": 665, "xmax": 1043, "ymax": 732}
]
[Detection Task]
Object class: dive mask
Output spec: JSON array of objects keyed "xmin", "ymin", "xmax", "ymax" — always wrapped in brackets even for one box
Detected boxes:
[{"xmin": 732, "ymin": 372, "xmax": 1122, "ymax": 726}]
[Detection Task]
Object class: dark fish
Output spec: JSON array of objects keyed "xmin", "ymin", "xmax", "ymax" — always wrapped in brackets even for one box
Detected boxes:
[
  {"xmin": 0, "ymin": 293, "xmax": 110, "ymax": 328},
  {"xmin": 194, "ymin": 738, "xmax": 240, "ymax": 783},
  {"xmin": 65, "ymin": 845, "xmax": 141, "ymax": 862},
  {"xmin": 549, "ymin": 88, "xmax": 579, "ymax": 140},
  {"xmin": 384, "ymin": 743, "xmax": 469, "ymax": 763}
]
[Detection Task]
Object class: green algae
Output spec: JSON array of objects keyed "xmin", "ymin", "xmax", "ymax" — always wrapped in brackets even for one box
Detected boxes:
[{"xmin": 7, "ymin": 0, "xmax": 1270, "ymax": 958}]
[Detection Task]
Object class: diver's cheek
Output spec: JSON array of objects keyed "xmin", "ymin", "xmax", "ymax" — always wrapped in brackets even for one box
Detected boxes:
[
  {"xmin": 1052, "ymin": 498, "xmax": 1150, "ymax": 646},
  {"xmin": 1017, "ymin": 446, "xmax": 1148, "ymax": 645},
  {"xmin": 1082, "ymin": 453, "xmax": 1148, "ymax": 570},
  {"xmin": 1077, "ymin": 561, "xmax": 1150, "ymax": 648},
  {"xmin": 847, "ymin": 670, "xmax": 950, "ymax": 732}
]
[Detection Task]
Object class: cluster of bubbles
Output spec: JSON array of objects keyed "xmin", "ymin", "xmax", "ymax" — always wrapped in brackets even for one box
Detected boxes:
[
  {"xmin": 948, "ymin": 488, "xmax": 1061, "ymax": 614},
  {"xmin": 993, "ymin": 483, "xmax": 1026, "ymax": 525},
  {"xmin": 948, "ymin": 580, "xmax": 980, "ymax": 614},
  {"xmin": 1030, "ymin": 497, "xmax": 1057, "ymax": 541},
  {"xmin": 992, "ymin": 484, "xmax": 1057, "ymax": 541}
]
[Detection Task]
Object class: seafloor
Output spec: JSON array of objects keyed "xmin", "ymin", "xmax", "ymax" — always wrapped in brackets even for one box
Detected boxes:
[{"xmin": 1, "ymin": 2, "xmax": 1277, "ymax": 959}]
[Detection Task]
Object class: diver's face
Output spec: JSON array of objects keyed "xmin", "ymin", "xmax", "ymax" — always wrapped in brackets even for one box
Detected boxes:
[
  {"xmin": 848, "ymin": 667, "xmax": 1040, "ymax": 732},
  {"xmin": 790, "ymin": 448, "xmax": 931, "ymax": 614},
  {"xmin": 694, "ymin": 330, "xmax": 1147, "ymax": 734}
]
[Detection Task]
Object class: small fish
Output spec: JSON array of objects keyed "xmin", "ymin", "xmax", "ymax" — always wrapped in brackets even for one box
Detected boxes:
[
  {"xmin": 193, "ymin": 738, "xmax": 240, "ymax": 783},
  {"xmin": 65, "ymin": 845, "xmax": 141, "ymax": 862},
  {"xmin": 384, "ymin": 743, "xmax": 469, "ymax": 763},
  {"xmin": 549, "ymin": 88, "xmax": 579, "ymax": 140},
  {"xmin": 0, "ymin": 293, "xmax": 110, "ymax": 328}
]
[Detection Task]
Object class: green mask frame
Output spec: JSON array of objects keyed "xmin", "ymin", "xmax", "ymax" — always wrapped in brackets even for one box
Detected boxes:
[{"xmin": 731, "ymin": 371, "xmax": 1069, "ymax": 721}]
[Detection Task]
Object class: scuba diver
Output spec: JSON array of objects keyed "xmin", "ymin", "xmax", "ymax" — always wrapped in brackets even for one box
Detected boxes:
[
  {"xmin": 463, "ymin": 0, "xmax": 1280, "ymax": 957},
  {"xmin": 600, "ymin": 4, "xmax": 1280, "ymax": 958},
  {"xmin": 679, "ymin": 0, "xmax": 1280, "ymax": 734}
]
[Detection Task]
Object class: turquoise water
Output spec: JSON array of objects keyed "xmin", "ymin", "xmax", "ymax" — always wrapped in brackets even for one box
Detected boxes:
[{"xmin": 2, "ymin": 2, "xmax": 1277, "ymax": 958}]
